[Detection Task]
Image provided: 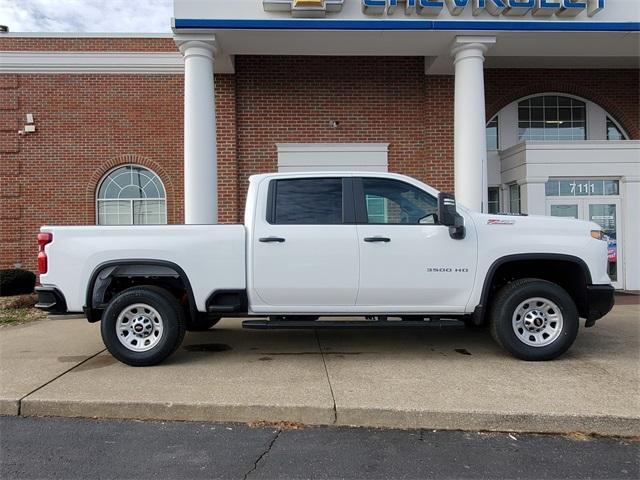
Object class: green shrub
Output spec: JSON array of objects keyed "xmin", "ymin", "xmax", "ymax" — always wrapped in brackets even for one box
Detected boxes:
[{"xmin": 0, "ymin": 269, "xmax": 36, "ymax": 297}]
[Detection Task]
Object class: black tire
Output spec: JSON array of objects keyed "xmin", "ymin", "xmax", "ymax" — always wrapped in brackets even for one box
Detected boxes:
[
  {"xmin": 489, "ymin": 278, "xmax": 579, "ymax": 361},
  {"xmin": 100, "ymin": 286, "xmax": 186, "ymax": 366},
  {"xmin": 186, "ymin": 316, "xmax": 221, "ymax": 331}
]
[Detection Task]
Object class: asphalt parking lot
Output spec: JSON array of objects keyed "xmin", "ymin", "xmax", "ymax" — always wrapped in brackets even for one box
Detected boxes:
[
  {"xmin": 1, "ymin": 416, "xmax": 638, "ymax": 480},
  {"xmin": 1, "ymin": 303, "xmax": 638, "ymax": 436}
]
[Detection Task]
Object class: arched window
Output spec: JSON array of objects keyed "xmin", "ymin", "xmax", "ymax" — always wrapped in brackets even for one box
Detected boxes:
[
  {"xmin": 607, "ymin": 117, "xmax": 628, "ymax": 140},
  {"xmin": 486, "ymin": 93, "xmax": 630, "ymax": 147},
  {"xmin": 97, "ymin": 165, "xmax": 167, "ymax": 225},
  {"xmin": 518, "ymin": 95, "xmax": 586, "ymax": 141}
]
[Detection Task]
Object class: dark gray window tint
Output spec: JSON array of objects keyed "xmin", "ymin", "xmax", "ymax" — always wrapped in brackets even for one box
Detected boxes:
[
  {"xmin": 486, "ymin": 117, "xmax": 499, "ymax": 150},
  {"xmin": 518, "ymin": 95, "xmax": 586, "ymax": 141},
  {"xmin": 362, "ymin": 178, "xmax": 437, "ymax": 225},
  {"xmin": 488, "ymin": 187, "xmax": 500, "ymax": 214},
  {"xmin": 509, "ymin": 184, "xmax": 521, "ymax": 214},
  {"xmin": 274, "ymin": 178, "xmax": 342, "ymax": 225}
]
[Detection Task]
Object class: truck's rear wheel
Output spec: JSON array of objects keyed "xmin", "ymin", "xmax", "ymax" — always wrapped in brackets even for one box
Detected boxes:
[
  {"xmin": 101, "ymin": 286, "xmax": 186, "ymax": 366},
  {"xmin": 489, "ymin": 278, "xmax": 579, "ymax": 361}
]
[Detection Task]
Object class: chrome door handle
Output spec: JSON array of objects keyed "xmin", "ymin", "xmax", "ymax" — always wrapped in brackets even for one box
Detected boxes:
[
  {"xmin": 259, "ymin": 237, "xmax": 286, "ymax": 243},
  {"xmin": 364, "ymin": 237, "xmax": 391, "ymax": 243}
]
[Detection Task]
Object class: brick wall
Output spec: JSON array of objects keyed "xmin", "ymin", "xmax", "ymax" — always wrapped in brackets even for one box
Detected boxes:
[
  {"xmin": 0, "ymin": 38, "xmax": 638, "ymax": 272},
  {"xmin": 0, "ymin": 37, "xmax": 177, "ymax": 52},
  {"xmin": 235, "ymin": 56, "xmax": 452, "ymax": 214}
]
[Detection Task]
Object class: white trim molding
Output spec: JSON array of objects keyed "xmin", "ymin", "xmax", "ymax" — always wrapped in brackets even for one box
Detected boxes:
[
  {"xmin": 0, "ymin": 51, "xmax": 184, "ymax": 74},
  {"xmin": 277, "ymin": 143, "xmax": 389, "ymax": 172}
]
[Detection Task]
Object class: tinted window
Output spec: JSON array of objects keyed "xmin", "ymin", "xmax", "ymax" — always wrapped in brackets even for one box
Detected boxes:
[
  {"xmin": 486, "ymin": 116, "xmax": 499, "ymax": 150},
  {"xmin": 362, "ymin": 178, "xmax": 437, "ymax": 225},
  {"xmin": 518, "ymin": 95, "xmax": 586, "ymax": 141},
  {"xmin": 488, "ymin": 187, "xmax": 500, "ymax": 214},
  {"xmin": 274, "ymin": 178, "xmax": 343, "ymax": 225}
]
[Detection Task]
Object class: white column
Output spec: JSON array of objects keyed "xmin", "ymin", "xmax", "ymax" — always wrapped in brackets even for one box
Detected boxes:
[
  {"xmin": 621, "ymin": 176, "xmax": 640, "ymax": 290},
  {"xmin": 177, "ymin": 36, "xmax": 218, "ymax": 224},
  {"xmin": 451, "ymin": 36, "xmax": 495, "ymax": 212}
]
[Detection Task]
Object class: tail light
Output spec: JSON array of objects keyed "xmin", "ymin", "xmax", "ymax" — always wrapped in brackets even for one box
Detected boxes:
[{"xmin": 37, "ymin": 232, "xmax": 53, "ymax": 274}]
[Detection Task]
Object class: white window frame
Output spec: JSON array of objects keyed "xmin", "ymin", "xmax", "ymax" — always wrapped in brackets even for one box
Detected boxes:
[
  {"xmin": 96, "ymin": 164, "xmax": 168, "ymax": 226},
  {"xmin": 516, "ymin": 95, "xmax": 587, "ymax": 142}
]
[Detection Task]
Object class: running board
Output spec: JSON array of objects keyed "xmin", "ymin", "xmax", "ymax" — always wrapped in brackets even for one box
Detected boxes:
[{"xmin": 242, "ymin": 319, "xmax": 464, "ymax": 330}]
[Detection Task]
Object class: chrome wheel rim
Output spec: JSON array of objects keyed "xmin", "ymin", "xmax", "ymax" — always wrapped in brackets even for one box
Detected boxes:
[
  {"xmin": 512, "ymin": 297, "xmax": 563, "ymax": 347},
  {"xmin": 116, "ymin": 303, "xmax": 164, "ymax": 352}
]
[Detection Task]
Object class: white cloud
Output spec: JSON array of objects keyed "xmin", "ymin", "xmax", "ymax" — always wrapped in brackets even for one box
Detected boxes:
[{"xmin": 0, "ymin": 0, "xmax": 173, "ymax": 33}]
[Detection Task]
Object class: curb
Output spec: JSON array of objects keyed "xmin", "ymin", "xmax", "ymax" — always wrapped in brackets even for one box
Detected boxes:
[
  {"xmin": 11, "ymin": 398, "xmax": 640, "ymax": 437},
  {"xmin": 335, "ymin": 408, "xmax": 640, "ymax": 437},
  {"xmin": 19, "ymin": 399, "xmax": 336, "ymax": 426}
]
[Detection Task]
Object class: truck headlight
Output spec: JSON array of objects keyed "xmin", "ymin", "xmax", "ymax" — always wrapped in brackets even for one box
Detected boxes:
[{"xmin": 591, "ymin": 230, "xmax": 605, "ymax": 240}]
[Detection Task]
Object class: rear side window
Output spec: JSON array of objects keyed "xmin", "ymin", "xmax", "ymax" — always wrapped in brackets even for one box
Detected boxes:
[{"xmin": 272, "ymin": 178, "xmax": 343, "ymax": 225}]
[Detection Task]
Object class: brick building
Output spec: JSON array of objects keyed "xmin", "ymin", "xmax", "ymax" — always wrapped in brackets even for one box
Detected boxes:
[{"xmin": 1, "ymin": 0, "xmax": 639, "ymax": 289}]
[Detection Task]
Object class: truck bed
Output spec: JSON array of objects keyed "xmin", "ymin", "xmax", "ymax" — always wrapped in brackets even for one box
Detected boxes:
[{"xmin": 39, "ymin": 225, "xmax": 246, "ymax": 312}]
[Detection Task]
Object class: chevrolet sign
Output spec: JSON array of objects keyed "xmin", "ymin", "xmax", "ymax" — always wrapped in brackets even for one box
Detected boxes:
[
  {"xmin": 264, "ymin": 0, "xmax": 604, "ymax": 17},
  {"xmin": 362, "ymin": 0, "xmax": 605, "ymax": 16},
  {"xmin": 263, "ymin": 0, "xmax": 345, "ymax": 17}
]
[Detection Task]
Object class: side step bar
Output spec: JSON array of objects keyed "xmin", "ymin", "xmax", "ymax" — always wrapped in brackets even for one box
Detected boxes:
[{"xmin": 242, "ymin": 319, "xmax": 464, "ymax": 330}]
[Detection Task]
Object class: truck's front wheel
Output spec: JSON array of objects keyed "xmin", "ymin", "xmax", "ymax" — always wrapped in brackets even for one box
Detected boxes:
[
  {"xmin": 101, "ymin": 286, "xmax": 186, "ymax": 366},
  {"xmin": 490, "ymin": 279, "xmax": 579, "ymax": 361}
]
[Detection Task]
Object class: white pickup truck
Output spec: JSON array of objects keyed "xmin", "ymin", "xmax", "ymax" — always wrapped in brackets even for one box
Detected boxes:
[{"xmin": 36, "ymin": 172, "xmax": 614, "ymax": 366}]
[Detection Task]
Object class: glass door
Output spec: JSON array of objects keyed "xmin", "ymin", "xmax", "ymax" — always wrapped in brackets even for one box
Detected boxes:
[
  {"xmin": 548, "ymin": 202, "xmax": 580, "ymax": 219},
  {"xmin": 546, "ymin": 197, "xmax": 622, "ymax": 289},
  {"xmin": 588, "ymin": 201, "xmax": 621, "ymax": 288}
]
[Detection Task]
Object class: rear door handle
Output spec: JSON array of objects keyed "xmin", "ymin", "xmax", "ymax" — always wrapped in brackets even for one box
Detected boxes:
[
  {"xmin": 259, "ymin": 236, "xmax": 286, "ymax": 243},
  {"xmin": 364, "ymin": 237, "xmax": 391, "ymax": 243}
]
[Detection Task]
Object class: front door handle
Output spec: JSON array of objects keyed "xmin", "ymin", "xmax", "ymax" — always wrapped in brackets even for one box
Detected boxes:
[
  {"xmin": 259, "ymin": 236, "xmax": 286, "ymax": 243},
  {"xmin": 364, "ymin": 237, "xmax": 391, "ymax": 243}
]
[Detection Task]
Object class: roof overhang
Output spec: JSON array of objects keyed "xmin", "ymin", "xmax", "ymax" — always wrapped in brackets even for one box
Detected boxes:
[{"xmin": 173, "ymin": 0, "xmax": 640, "ymax": 74}]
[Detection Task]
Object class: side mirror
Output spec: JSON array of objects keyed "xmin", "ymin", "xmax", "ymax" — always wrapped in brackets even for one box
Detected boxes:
[{"xmin": 438, "ymin": 193, "xmax": 466, "ymax": 240}]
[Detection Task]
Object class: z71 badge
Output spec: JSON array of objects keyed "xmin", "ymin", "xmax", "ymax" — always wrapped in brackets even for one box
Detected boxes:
[{"xmin": 488, "ymin": 218, "xmax": 516, "ymax": 225}]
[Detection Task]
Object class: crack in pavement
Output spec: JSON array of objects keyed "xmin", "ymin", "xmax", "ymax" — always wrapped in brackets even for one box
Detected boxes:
[
  {"xmin": 243, "ymin": 429, "xmax": 282, "ymax": 480},
  {"xmin": 315, "ymin": 329, "xmax": 338, "ymax": 424},
  {"xmin": 17, "ymin": 349, "xmax": 107, "ymax": 415}
]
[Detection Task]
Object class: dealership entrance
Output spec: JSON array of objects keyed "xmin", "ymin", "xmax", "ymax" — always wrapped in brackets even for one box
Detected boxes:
[{"xmin": 545, "ymin": 178, "xmax": 623, "ymax": 288}]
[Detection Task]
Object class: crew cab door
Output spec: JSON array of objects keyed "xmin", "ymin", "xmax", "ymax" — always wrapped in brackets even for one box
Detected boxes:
[
  {"xmin": 353, "ymin": 177, "xmax": 477, "ymax": 312},
  {"xmin": 251, "ymin": 177, "xmax": 359, "ymax": 308}
]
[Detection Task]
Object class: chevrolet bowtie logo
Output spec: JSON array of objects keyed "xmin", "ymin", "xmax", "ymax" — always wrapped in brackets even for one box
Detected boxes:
[{"xmin": 263, "ymin": 0, "xmax": 345, "ymax": 17}]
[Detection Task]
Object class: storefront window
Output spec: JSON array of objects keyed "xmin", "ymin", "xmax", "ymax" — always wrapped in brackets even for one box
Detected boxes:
[
  {"xmin": 606, "ymin": 118, "xmax": 627, "ymax": 140},
  {"xmin": 97, "ymin": 165, "xmax": 167, "ymax": 225},
  {"xmin": 486, "ymin": 117, "xmax": 499, "ymax": 150},
  {"xmin": 487, "ymin": 187, "xmax": 500, "ymax": 214},
  {"xmin": 509, "ymin": 184, "xmax": 521, "ymax": 214},
  {"xmin": 518, "ymin": 95, "xmax": 586, "ymax": 142}
]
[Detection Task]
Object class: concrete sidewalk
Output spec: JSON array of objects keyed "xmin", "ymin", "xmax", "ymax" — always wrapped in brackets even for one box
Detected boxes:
[{"xmin": 1, "ymin": 305, "xmax": 638, "ymax": 436}]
